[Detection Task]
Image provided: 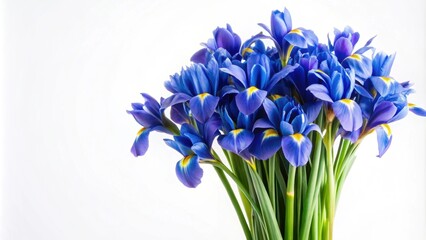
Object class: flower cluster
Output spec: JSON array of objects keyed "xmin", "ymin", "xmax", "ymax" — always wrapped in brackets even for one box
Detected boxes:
[{"xmin": 128, "ymin": 8, "xmax": 425, "ymax": 189}]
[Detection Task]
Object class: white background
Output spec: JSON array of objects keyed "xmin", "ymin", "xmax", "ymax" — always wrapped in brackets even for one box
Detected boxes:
[{"xmin": 1, "ymin": 0, "xmax": 425, "ymax": 239}]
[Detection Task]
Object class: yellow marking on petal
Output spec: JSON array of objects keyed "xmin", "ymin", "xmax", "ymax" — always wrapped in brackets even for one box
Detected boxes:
[
  {"xmin": 136, "ymin": 128, "xmax": 146, "ymax": 137},
  {"xmin": 291, "ymin": 133, "xmax": 304, "ymax": 143},
  {"xmin": 380, "ymin": 77, "xmax": 392, "ymax": 83},
  {"xmin": 341, "ymin": 99, "xmax": 353, "ymax": 105},
  {"xmin": 232, "ymin": 129, "xmax": 244, "ymax": 136},
  {"xmin": 198, "ymin": 93, "xmax": 210, "ymax": 101},
  {"xmin": 290, "ymin": 29, "xmax": 303, "ymax": 36},
  {"xmin": 381, "ymin": 124, "xmax": 392, "ymax": 137},
  {"xmin": 264, "ymin": 129, "xmax": 279, "ymax": 139},
  {"xmin": 349, "ymin": 54, "xmax": 362, "ymax": 61},
  {"xmin": 271, "ymin": 94, "xmax": 283, "ymax": 101},
  {"xmin": 315, "ymin": 69, "xmax": 326, "ymax": 75},
  {"xmin": 247, "ymin": 86, "xmax": 259, "ymax": 96},
  {"xmin": 181, "ymin": 155, "xmax": 194, "ymax": 168},
  {"xmin": 241, "ymin": 47, "xmax": 254, "ymax": 57}
]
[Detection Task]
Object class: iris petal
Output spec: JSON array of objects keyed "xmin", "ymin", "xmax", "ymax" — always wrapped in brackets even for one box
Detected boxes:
[
  {"xmin": 332, "ymin": 99, "xmax": 363, "ymax": 132},
  {"xmin": 218, "ymin": 129, "xmax": 255, "ymax": 154},
  {"xmin": 284, "ymin": 29, "xmax": 308, "ymax": 48},
  {"xmin": 191, "ymin": 142, "xmax": 214, "ymax": 160},
  {"xmin": 249, "ymin": 129, "xmax": 281, "ymax": 160},
  {"xmin": 367, "ymin": 101, "xmax": 397, "ymax": 129},
  {"xmin": 235, "ymin": 87, "xmax": 268, "ymax": 115},
  {"xmin": 376, "ymin": 124, "xmax": 392, "ymax": 158},
  {"xmin": 409, "ymin": 103, "xmax": 426, "ymax": 116},
  {"xmin": 306, "ymin": 84, "xmax": 333, "ymax": 102},
  {"xmin": 189, "ymin": 93, "xmax": 220, "ymax": 123},
  {"xmin": 281, "ymin": 133, "xmax": 312, "ymax": 167},
  {"xmin": 131, "ymin": 128, "xmax": 151, "ymax": 157},
  {"xmin": 176, "ymin": 155, "xmax": 203, "ymax": 188}
]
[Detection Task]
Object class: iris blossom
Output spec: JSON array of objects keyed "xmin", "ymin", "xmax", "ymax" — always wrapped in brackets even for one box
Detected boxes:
[
  {"xmin": 307, "ymin": 55, "xmax": 363, "ymax": 132},
  {"xmin": 191, "ymin": 24, "xmax": 241, "ymax": 64},
  {"xmin": 221, "ymin": 41, "xmax": 297, "ymax": 115},
  {"xmin": 164, "ymin": 115, "xmax": 221, "ymax": 188},
  {"xmin": 164, "ymin": 58, "xmax": 221, "ymax": 123},
  {"xmin": 127, "ymin": 93, "xmax": 176, "ymax": 157},
  {"xmin": 250, "ymin": 96, "xmax": 320, "ymax": 166}
]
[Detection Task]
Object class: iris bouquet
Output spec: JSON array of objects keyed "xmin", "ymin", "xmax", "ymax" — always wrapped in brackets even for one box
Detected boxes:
[{"xmin": 128, "ymin": 8, "xmax": 425, "ymax": 240}]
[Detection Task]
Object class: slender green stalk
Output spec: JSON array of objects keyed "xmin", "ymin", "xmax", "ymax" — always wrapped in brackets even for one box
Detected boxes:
[
  {"xmin": 285, "ymin": 166, "xmax": 297, "ymax": 240},
  {"xmin": 268, "ymin": 154, "xmax": 277, "ymax": 211},
  {"xmin": 324, "ymin": 122, "xmax": 336, "ymax": 240},
  {"xmin": 213, "ymin": 166, "xmax": 252, "ymax": 240}
]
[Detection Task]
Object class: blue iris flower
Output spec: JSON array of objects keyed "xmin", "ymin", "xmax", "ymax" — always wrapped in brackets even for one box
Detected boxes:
[
  {"xmin": 221, "ymin": 41, "xmax": 297, "ymax": 115},
  {"xmin": 249, "ymin": 96, "xmax": 320, "ymax": 166},
  {"xmin": 307, "ymin": 54, "xmax": 363, "ymax": 132},
  {"xmin": 127, "ymin": 93, "xmax": 174, "ymax": 157},
  {"xmin": 191, "ymin": 24, "xmax": 242, "ymax": 65},
  {"xmin": 163, "ymin": 58, "xmax": 222, "ymax": 123},
  {"xmin": 164, "ymin": 114, "xmax": 221, "ymax": 188}
]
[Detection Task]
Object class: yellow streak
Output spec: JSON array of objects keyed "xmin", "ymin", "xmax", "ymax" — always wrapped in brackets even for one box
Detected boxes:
[
  {"xmin": 349, "ymin": 54, "xmax": 362, "ymax": 61},
  {"xmin": 232, "ymin": 129, "xmax": 244, "ymax": 136},
  {"xmin": 247, "ymin": 86, "xmax": 259, "ymax": 95},
  {"xmin": 290, "ymin": 29, "xmax": 303, "ymax": 36},
  {"xmin": 381, "ymin": 124, "xmax": 392, "ymax": 136},
  {"xmin": 264, "ymin": 129, "xmax": 279, "ymax": 138},
  {"xmin": 408, "ymin": 103, "xmax": 416, "ymax": 108},
  {"xmin": 198, "ymin": 93, "xmax": 209, "ymax": 101},
  {"xmin": 341, "ymin": 99, "xmax": 353, "ymax": 105},
  {"xmin": 137, "ymin": 128, "xmax": 145, "ymax": 137},
  {"xmin": 181, "ymin": 155, "xmax": 193, "ymax": 168},
  {"xmin": 291, "ymin": 133, "xmax": 304, "ymax": 143}
]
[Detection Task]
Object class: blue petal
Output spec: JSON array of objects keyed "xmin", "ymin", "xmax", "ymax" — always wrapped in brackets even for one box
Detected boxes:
[
  {"xmin": 235, "ymin": 87, "xmax": 268, "ymax": 115},
  {"xmin": 127, "ymin": 109, "xmax": 162, "ymax": 128},
  {"xmin": 189, "ymin": 93, "xmax": 220, "ymax": 123},
  {"xmin": 253, "ymin": 118, "xmax": 275, "ymax": 130},
  {"xmin": 249, "ymin": 64, "xmax": 268, "ymax": 90},
  {"xmin": 334, "ymin": 38, "xmax": 353, "ymax": 62},
  {"xmin": 162, "ymin": 93, "xmax": 191, "ymax": 109},
  {"xmin": 342, "ymin": 54, "xmax": 372, "ymax": 81},
  {"xmin": 190, "ymin": 48, "xmax": 209, "ymax": 64},
  {"xmin": 284, "ymin": 29, "xmax": 308, "ymax": 48},
  {"xmin": 281, "ymin": 133, "xmax": 312, "ymax": 167},
  {"xmin": 332, "ymin": 99, "xmax": 363, "ymax": 132},
  {"xmin": 409, "ymin": 103, "xmax": 426, "ymax": 116},
  {"xmin": 176, "ymin": 155, "xmax": 203, "ymax": 188},
  {"xmin": 249, "ymin": 129, "xmax": 281, "ymax": 160},
  {"xmin": 191, "ymin": 142, "xmax": 214, "ymax": 160},
  {"xmin": 367, "ymin": 101, "xmax": 397, "ymax": 129},
  {"xmin": 306, "ymin": 84, "xmax": 333, "ymax": 102},
  {"xmin": 280, "ymin": 121, "xmax": 294, "ymax": 136},
  {"xmin": 304, "ymin": 101, "xmax": 323, "ymax": 123},
  {"xmin": 302, "ymin": 124, "xmax": 321, "ymax": 135},
  {"xmin": 370, "ymin": 76, "xmax": 400, "ymax": 96},
  {"xmin": 376, "ymin": 124, "xmax": 392, "ymax": 158},
  {"xmin": 170, "ymin": 103, "xmax": 190, "ymax": 124},
  {"xmin": 262, "ymin": 98, "xmax": 280, "ymax": 127},
  {"xmin": 220, "ymin": 64, "xmax": 247, "ymax": 88},
  {"xmin": 218, "ymin": 129, "xmax": 254, "ymax": 154},
  {"xmin": 131, "ymin": 128, "xmax": 150, "ymax": 157},
  {"xmin": 266, "ymin": 64, "xmax": 298, "ymax": 92}
]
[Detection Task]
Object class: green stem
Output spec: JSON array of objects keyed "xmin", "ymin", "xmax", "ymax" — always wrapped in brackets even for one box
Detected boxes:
[
  {"xmin": 324, "ymin": 123, "xmax": 336, "ymax": 240},
  {"xmin": 214, "ymin": 166, "xmax": 252, "ymax": 240},
  {"xmin": 285, "ymin": 166, "xmax": 296, "ymax": 240}
]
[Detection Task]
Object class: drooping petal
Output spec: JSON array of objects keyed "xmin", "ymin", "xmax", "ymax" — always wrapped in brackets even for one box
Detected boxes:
[
  {"xmin": 376, "ymin": 124, "xmax": 392, "ymax": 158},
  {"xmin": 235, "ymin": 87, "xmax": 268, "ymax": 115},
  {"xmin": 332, "ymin": 99, "xmax": 363, "ymax": 132},
  {"xmin": 189, "ymin": 93, "xmax": 220, "ymax": 123},
  {"xmin": 281, "ymin": 133, "xmax": 312, "ymax": 167},
  {"xmin": 176, "ymin": 155, "xmax": 203, "ymax": 188},
  {"xmin": 262, "ymin": 98, "xmax": 280, "ymax": 127},
  {"xmin": 302, "ymin": 123, "xmax": 321, "ymax": 135},
  {"xmin": 249, "ymin": 129, "xmax": 281, "ymax": 160},
  {"xmin": 284, "ymin": 29, "xmax": 308, "ymax": 48},
  {"xmin": 218, "ymin": 129, "xmax": 255, "ymax": 154},
  {"xmin": 220, "ymin": 65, "xmax": 247, "ymax": 88},
  {"xmin": 131, "ymin": 128, "xmax": 151, "ymax": 157},
  {"xmin": 408, "ymin": 103, "xmax": 426, "ymax": 116},
  {"xmin": 342, "ymin": 54, "xmax": 372, "ymax": 82},
  {"xmin": 266, "ymin": 64, "xmax": 298, "ymax": 92},
  {"xmin": 162, "ymin": 93, "xmax": 192, "ymax": 109},
  {"xmin": 306, "ymin": 84, "xmax": 333, "ymax": 103}
]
